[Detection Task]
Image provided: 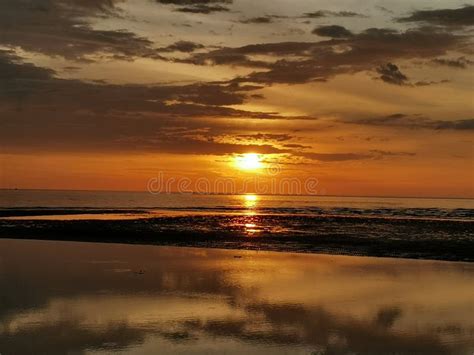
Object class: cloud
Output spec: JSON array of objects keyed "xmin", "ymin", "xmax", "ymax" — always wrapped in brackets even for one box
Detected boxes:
[
  {"xmin": 312, "ymin": 25, "xmax": 354, "ymax": 38},
  {"xmin": 0, "ymin": 51, "xmax": 315, "ymax": 155},
  {"xmin": 182, "ymin": 27, "xmax": 465, "ymax": 85},
  {"xmin": 397, "ymin": 5, "xmax": 474, "ymax": 27},
  {"xmin": 0, "ymin": 50, "xmax": 56, "ymax": 80},
  {"xmin": 238, "ymin": 15, "xmax": 289, "ymax": 24},
  {"xmin": 303, "ymin": 10, "xmax": 366, "ymax": 18},
  {"xmin": 376, "ymin": 63, "xmax": 409, "ymax": 85},
  {"xmin": 239, "ymin": 16, "xmax": 276, "ymax": 24},
  {"xmin": 376, "ymin": 63, "xmax": 449, "ymax": 87},
  {"xmin": 298, "ymin": 152, "xmax": 371, "ymax": 162},
  {"xmin": 157, "ymin": 41, "xmax": 205, "ymax": 53},
  {"xmin": 175, "ymin": 4, "xmax": 230, "ymax": 13},
  {"xmin": 374, "ymin": 307, "xmax": 403, "ymax": 328},
  {"xmin": 0, "ymin": 0, "xmax": 159, "ymax": 62},
  {"xmin": 432, "ymin": 119, "xmax": 474, "ymax": 130},
  {"xmin": 295, "ymin": 149, "xmax": 416, "ymax": 162},
  {"xmin": 283, "ymin": 143, "xmax": 312, "ymax": 149},
  {"xmin": 234, "ymin": 133, "xmax": 294, "ymax": 142},
  {"xmin": 155, "ymin": 0, "xmax": 231, "ymax": 4},
  {"xmin": 124, "ymin": 137, "xmax": 286, "ymax": 155},
  {"xmin": 369, "ymin": 150, "xmax": 416, "ymax": 157},
  {"xmin": 347, "ymin": 113, "xmax": 474, "ymax": 131},
  {"xmin": 432, "ymin": 57, "xmax": 474, "ymax": 68},
  {"xmin": 155, "ymin": 0, "xmax": 232, "ymax": 14}
]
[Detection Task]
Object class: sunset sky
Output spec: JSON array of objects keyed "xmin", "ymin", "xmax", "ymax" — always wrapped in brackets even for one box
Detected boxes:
[{"xmin": 0, "ymin": 0, "xmax": 473, "ymax": 197}]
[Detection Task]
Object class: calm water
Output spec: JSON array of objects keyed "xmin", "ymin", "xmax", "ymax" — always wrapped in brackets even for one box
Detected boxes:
[
  {"xmin": 0, "ymin": 239, "xmax": 473, "ymax": 354},
  {"xmin": 1, "ymin": 190, "xmax": 473, "ymax": 261},
  {"xmin": 1, "ymin": 190, "xmax": 473, "ymax": 220}
]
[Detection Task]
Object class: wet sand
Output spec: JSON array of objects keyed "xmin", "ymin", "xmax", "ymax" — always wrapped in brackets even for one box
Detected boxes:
[
  {"xmin": 0, "ymin": 238, "xmax": 473, "ymax": 354},
  {"xmin": 0, "ymin": 213, "xmax": 473, "ymax": 261}
]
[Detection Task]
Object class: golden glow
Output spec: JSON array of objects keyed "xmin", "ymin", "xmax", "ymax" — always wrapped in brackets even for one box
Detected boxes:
[
  {"xmin": 235, "ymin": 153, "xmax": 262, "ymax": 171},
  {"xmin": 243, "ymin": 194, "xmax": 258, "ymax": 209},
  {"xmin": 244, "ymin": 194, "xmax": 257, "ymax": 202},
  {"xmin": 244, "ymin": 222, "xmax": 259, "ymax": 235}
]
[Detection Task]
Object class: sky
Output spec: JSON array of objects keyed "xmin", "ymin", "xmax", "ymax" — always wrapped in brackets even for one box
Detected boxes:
[{"xmin": 0, "ymin": 0, "xmax": 473, "ymax": 197}]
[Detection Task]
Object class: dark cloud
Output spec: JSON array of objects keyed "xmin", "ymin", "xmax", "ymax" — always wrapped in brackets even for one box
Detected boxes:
[
  {"xmin": 397, "ymin": 5, "xmax": 474, "ymax": 27},
  {"xmin": 413, "ymin": 79, "xmax": 450, "ymax": 87},
  {"xmin": 0, "ymin": 50, "xmax": 56, "ymax": 80},
  {"xmin": 157, "ymin": 41, "xmax": 205, "ymax": 53},
  {"xmin": 296, "ymin": 149, "xmax": 416, "ymax": 162},
  {"xmin": 312, "ymin": 25, "xmax": 354, "ymax": 38},
  {"xmin": 155, "ymin": 0, "xmax": 231, "ymax": 4},
  {"xmin": 235, "ymin": 133, "xmax": 294, "ymax": 142},
  {"xmin": 271, "ymin": 28, "xmax": 306, "ymax": 37},
  {"xmin": 63, "ymin": 0, "xmax": 120, "ymax": 12},
  {"xmin": 303, "ymin": 10, "xmax": 366, "ymax": 18},
  {"xmin": 62, "ymin": 66, "xmax": 81, "ymax": 72},
  {"xmin": 376, "ymin": 63, "xmax": 409, "ymax": 85},
  {"xmin": 298, "ymin": 152, "xmax": 371, "ymax": 162},
  {"xmin": 130, "ymin": 137, "xmax": 285, "ymax": 155},
  {"xmin": 182, "ymin": 27, "xmax": 464, "ymax": 85},
  {"xmin": 155, "ymin": 0, "xmax": 232, "ymax": 14},
  {"xmin": 175, "ymin": 4, "xmax": 229, "ymax": 13},
  {"xmin": 432, "ymin": 119, "xmax": 474, "ymax": 130},
  {"xmin": 347, "ymin": 114, "xmax": 474, "ymax": 131},
  {"xmin": 376, "ymin": 63, "xmax": 449, "ymax": 87},
  {"xmin": 0, "ymin": 0, "xmax": 159, "ymax": 62},
  {"xmin": 0, "ymin": 52, "xmax": 314, "ymax": 155},
  {"xmin": 239, "ymin": 16, "xmax": 274, "ymax": 24},
  {"xmin": 239, "ymin": 15, "xmax": 287, "ymax": 24},
  {"xmin": 283, "ymin": 143, "xmax": 311, "ymax": 149},
  {"xmin": 374, "ymin": 307, "xmax": 403, "ymax": 328},
  {"xmin": 369, "ymin": 150, "xmax": 416, "ymax": 158},
  {"xmin": 432, "ymin": 57, "xmax": 474, "ymax": 68},
  {"xmin": 177, "ymin": 42, "xmax": 318, "ymax": 68}
]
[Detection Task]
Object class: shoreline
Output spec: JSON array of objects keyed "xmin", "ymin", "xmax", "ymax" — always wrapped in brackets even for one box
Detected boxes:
[
  {"xmin": 2, "ymin": 237, "xmax": 473, "ymax": 266},
  {"xmin": 1, "ymin": 235, "xmax": 472, "ymax": 264},
  {"xmin": 1, "ymin": 214, "xmax": 472, "ymax": 262},
  {"xmin": 2, "ymin": 188, "xmax": 474, "ymax": 200}
]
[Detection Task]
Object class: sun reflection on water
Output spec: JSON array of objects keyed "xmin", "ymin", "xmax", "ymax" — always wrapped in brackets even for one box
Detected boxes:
[
  {"xmin": 243, "ymin": 194, "xmax": 258, "ymax": 209},
  {"xmin": 241, "ymin": 195, "xmax": 261, "ymax": 235},
  {"xmin": 244, "ymin": 222, "xmax": 259, "ymax": 235}
]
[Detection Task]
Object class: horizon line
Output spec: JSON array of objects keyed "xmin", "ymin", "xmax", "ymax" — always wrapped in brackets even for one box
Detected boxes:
[{"xmin": 1, "ymin": 188, "xmax": 473, "ymax": 201}]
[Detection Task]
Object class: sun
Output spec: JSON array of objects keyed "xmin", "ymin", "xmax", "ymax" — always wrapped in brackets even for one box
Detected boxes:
[{"xmin": 235, "ymin": 153, "xmax": 262, "ymax": 170}]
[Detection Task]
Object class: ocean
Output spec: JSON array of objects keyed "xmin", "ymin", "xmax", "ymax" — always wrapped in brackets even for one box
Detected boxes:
[
  {"xmin": 1, "ymin": 190, "xmax": 473, "ymax": 261},
  {"xmin": 1, "ymin": 189, "xmax": 473, "ymax": 219}
]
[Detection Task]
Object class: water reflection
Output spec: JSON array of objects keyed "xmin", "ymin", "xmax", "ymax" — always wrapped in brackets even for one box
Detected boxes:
[
  {"xmin": 1, "ymin": 239, "xmax": 473, "ymax": 354},
  {"xmin": 243, "ymin": 194, "xmax": 258, "ymax": 209},
  {"xmin": 244, "ymin": 223, "xmax": 259, "ymax": 235},
  {"xmin": 241, "ymin": 195, "xmax": 261, "ymax": 235}
]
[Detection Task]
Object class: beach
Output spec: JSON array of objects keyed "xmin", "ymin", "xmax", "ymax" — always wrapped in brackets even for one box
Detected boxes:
[
  {"xmin": 1, "ymin": 212, "xmax": 473, "ymax": 261},
  {"xmin": 0, "ymin": 192, "xmax": 473, "ymax": 353},
  {"xmin": 1, "ymin": 190, "xmax": 473, "ymax": 261},
  {"xmin": 2, "ymin": 1, "xmax": 474, "ymax": 353}
]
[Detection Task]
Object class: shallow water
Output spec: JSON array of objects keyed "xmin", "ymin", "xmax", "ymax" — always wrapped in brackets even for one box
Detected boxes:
[
  {"xmin": 1, "ymin": 239, "xmax": 473, "ymax": 354},
  {"xmin": 1, "ymin": 190, "xmax": 474, "ymax": 220}
]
